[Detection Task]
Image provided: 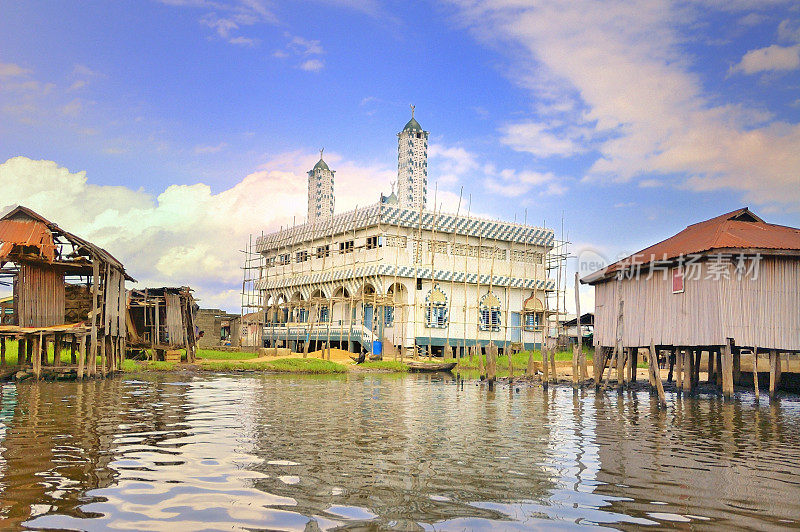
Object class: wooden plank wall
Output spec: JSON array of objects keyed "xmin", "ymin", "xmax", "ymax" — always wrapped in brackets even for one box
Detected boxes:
[
  {"xmin": 719, "ymin": 256, "xmax": 800, "ymax": 351},
  {"xmin": 165, "ymin": 294, "xmax": 186, "ymax": 346},
  {"xmin": 17, "ymin": 263, "xmax": 65, "ymax": 327},
  {"xmin": 593, "ymin": 257, "xmax": 800, "ymax": 350}
]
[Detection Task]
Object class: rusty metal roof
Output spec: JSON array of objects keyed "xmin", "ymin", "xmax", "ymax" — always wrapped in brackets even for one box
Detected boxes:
[
  {"xmin": 0, "ymin": 219, "xmax": 56, "ymax": 261},
  {"xmin": 0, "ymin": 205, "xmax": 134, "ymax": 280},
  {"xmin": 582, "ymin": 208, "xmax": 800, "ymax": 284}
]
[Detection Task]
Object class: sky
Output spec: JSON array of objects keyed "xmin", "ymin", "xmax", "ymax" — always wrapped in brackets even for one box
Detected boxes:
[{"xmin": 1, "ymin": 0, "xmax": 799, "ymax": 313}]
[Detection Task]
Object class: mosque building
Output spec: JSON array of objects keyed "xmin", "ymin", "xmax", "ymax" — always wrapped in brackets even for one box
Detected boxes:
[{"xmin": 249, "ymin": 109, "xmax": 555, "ymax": 356}]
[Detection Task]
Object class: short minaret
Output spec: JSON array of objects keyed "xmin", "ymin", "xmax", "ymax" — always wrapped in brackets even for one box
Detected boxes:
[
  {"xmin": 307, "ymin": 148, "xmax": 335, "ymax": 223},
  {"xmin": 397, "ymin": 105, "xmax": 429, "ymax": 210}
]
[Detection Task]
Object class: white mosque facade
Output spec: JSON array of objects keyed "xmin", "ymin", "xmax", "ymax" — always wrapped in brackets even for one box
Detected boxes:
[{"xmin": 253, "ymin": 111, "xmax": 555, "ymax": 355}]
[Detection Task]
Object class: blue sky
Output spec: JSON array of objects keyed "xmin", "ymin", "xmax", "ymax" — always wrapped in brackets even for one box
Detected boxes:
[{"xmin": 1, "ymin": 0, "xmax": 799, "ymax": 311}]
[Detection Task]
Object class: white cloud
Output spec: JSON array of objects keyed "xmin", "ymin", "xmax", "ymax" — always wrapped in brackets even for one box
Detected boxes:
[
  {"xmin": 0, "ymin": 62, "xmax": 31, "ymax": 78},
  {"xmin": 162, "ymin": 0, "xmax": 276, "ymax": 45},
  {"xmin": 194, "ymin": 142, "xmax": 228, "ymax": 154},
  {"xmin": 299, "ymin": 59, "xmax": 325, "ymax": 72},
  {"xmin": 447, "ymin": 0, "xmax": 800, "ymax": 207},
  {"xmin": 500, "ymin": 121, "xmax": 588, "ymax": 158},
  {"xmin": 778, "ymin": 19, "xmax": 800, "ymax": 42},
  {"xmin": 0, "ymin": 154, "xmax": 393, "ymax": 311},
  {"xmin": 733, "ymin": 43, "xmax": 800, "ymax": 73}
]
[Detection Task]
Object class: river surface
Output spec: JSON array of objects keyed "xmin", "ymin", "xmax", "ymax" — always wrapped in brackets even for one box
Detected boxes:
[{"xmin": 0, "ymin": 373, "xmax": 799, "ymax": 531}]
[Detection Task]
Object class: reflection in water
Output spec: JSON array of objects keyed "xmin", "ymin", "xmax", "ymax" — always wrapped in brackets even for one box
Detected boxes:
[{"xmin": 0, "ymin": 374, "xmax": 797, "ymax": 530}]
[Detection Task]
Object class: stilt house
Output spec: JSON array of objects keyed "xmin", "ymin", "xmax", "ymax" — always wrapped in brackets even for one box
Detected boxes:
[
  {"xmin": 582, "ymin": 208, "xmax": 800, "ymax": 396},
  {"xmin": 0, "ymin": 206, "xmax": 133, "ymax": 378},
  {"xmin": 126, "ymin": 287, "xmax": 198, "ymax": 361}
]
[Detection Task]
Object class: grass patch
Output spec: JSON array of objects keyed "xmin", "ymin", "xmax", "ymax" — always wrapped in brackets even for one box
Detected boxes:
[
  {"xmin": 358, "ymin": 360, "xmax": 409, "ymax": 372},
  {"xmin": 265, "ymin": 358, "xmax": 346, "ymax": 374},
  {"xmin": 196, "ymin": 349, "xmax": 258, "ymax": 360}
]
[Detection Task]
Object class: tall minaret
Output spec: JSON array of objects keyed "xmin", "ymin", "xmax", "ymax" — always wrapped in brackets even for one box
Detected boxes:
[
  {"xmin": 307, "ymin": 149, "xmax": 334, "ymax": 223},
  {"xmin": 397, "ymin": 105, "xmax": 429, "ymax": 210}
]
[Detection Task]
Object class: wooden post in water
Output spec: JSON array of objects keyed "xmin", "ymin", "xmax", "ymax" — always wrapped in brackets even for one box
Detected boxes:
[
  {"xmin": 683, "ymin": 348, "xmax": 694, "ymax": 394},
  {"xmin": 616, "ymin": 346, "xmax": 624, "ymax": 390},
  {"xmin": 0, "ymin": 337, "xmax": 5, "ymax": 367},
  {"xmin": 722, "ymin": 340, "xmax": 734, "ymax": 398},
  {"xmin": 507, "ymin": 347, "xmax": 514, "ymax": 383},
  {"xmin": 549, "ymin": 345, "xmax": 556, "ymax": 384},
  {"xmin": 478, "ymin": 345, "xmax": 485, "ymax": 380},
  {"xmin": 769, "ymin": 349, "xmax": 778, "ymax": 398},
  {"xmin": 733, "ymin": 347, "xmax": 741, "ymax": 386},
  {"xmin": 694, "ymin": 350, "xmax": 701, "ymax": 388},
  {"xmin": 676, "ymin": 349, "xmax": 683, "ymax": 391},
  {"xmin": 752, "ymin": 348, "xmax": 760, "ymax": 400},
  {"xmin": 707, "ymin": 349, "xmax": 714, "ymax": 383},
  {"xmin": 33, "ymin": 334, "xmax": 42, "ymax": 379},
  {"xmin": 526, "ymin": 348, "xmax": 536, "ymax": 377},
  {"xmin": 70, "ymin": 338, "xmax": 77, "ymax": 365},
  {"xmin": 593, "ymin": 345, "xmax": 602, "ymax": 386},
  {"xmin": 715, "ymin": 350, "xmax": 722, "ymax": 387},
  {"xmin": 649, "ymin": 341, "xmax": 666, "ymax": 406},
  {"xmin": 77, "ymin": 335, "xmax": 86, "ymax": 380},
  {"xmin": 54, "ymin": 334, "xmax": 62, "ymax": 367},
  {"xmin": 487, "ymin": 343, "xmax": 497, "ymax": 384},
  {"xmin": 542, "ymin": 345, "xmax": 549, "ymax": 386}
]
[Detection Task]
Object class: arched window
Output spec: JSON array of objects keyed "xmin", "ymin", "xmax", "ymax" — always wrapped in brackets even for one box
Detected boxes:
[
  {"xmin": 523, "ymin": 294, "xmax": 544, "ymax": 332},
  {"xmin": 426, "ymin": 284, "xmax": 448, "ymax": 328},
  {"xmin": 479, "ymin": 292, "xmax": 502, "ymax": 332}
]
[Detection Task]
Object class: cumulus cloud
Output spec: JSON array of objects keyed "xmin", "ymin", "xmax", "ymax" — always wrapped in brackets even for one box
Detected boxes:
[
  {"xmin": 447, "ymin": 0, "xmax": 800, "ymax": 207},
  {"xmin": 0, "ymin": 62, "xmax": 31, "ymax": 78},
  {"xmin": 161, "ymin": 0, "xmax": 276, "ymax": 45},
  {"xmin": 0, "ymin": 154, "xmax": 392, "ymax": 310},
  {"xmin": 733, "ymin": 43, "xmax": 800, "ymax": 73},
  {"xmin": 299, "ymin": 59, "xmax": 325, "ymax": 72},
  {"xmin": 275, "ymin": 34, "xmax": 326, "ymax": 71}
]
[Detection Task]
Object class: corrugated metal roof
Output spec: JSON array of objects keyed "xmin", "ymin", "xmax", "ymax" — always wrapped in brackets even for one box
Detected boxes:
[
  {"xmin": 582, "ymin": 208, "xmax": 800, "ymax": 284},
  {"xmin": 0, "ymin": 205, "xmax": 134, "ymax": 280},
  {"xmin": 0, "ymin": 219, "xmax": 56, "ymax": 261}
]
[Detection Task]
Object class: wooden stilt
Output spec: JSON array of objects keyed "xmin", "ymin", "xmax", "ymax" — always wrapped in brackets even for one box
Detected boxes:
[
  {"xmin": 542, "ymin": 345, "xmax": 549, "ymax": 386},
  {"xmin": 33, "ymin": 335, "xmax": 41, "ymax": 379},
  {"xmin": 26, "ymin": 337, "xmax": 33, "ymax": 364},
  {"xmin": 526, "ymin": 348, "xmax": 536, "ymax": 377},
  {"xmin": 752, "ymin": 348, "xmax": 760, "ymax": 400},
  {"xmin": 683, "ymin": 348, "xmax": 693, "ymax": 394},
  {"xmin": 593, "ymin": 345, "xmax": 602, "ymax": 385},
  {"xmin": 77, "ymin": 335, "xmax": 86, "ymax": 380},
  {"xmin": 722, "ymin": 340, "xmax": 734, "ymax": 398},
  {"xmin": 70, "ymin": 338, "xmax": 77, "ymax": 365},
  {"xmin": 487, "ymin": 343, "xmax": 497, "ymax": 384},
  {"xmin": 616, "ymin": 345, "xmax": 624, "ymax": 390},
  {"xmin": 676, "ymin": 349, "xmax": 683, "ymax": 391},
  {"xmin": 707, "ymin": 349, "xmax": 715, "ymax": 383},
  {"xmin": 715, "ymin": 350, "xmax": 722, "ymax": 387},
  {"xmin": 631, "ymin": 348, "xmax": 638, "ymax": 383},
  {"xmin": 549, "ymin": 345, "xmax": 556, "ymax": 384},
  {"xmin": 733, "ymin": 348, "xmax": 741, "ymax": 385},
  {"xmin": 694, "ymin": 350, "xmax": 701, "ymax": 387},
  {"xmin": 54, "ymin": 334, "xmax": 62, "ymax": 367},
  {"xmin": 0, "ymin": 337, "xmax": 5, "ymax": 366},
  {"xmin": 649, "ymin": 341, "xmax": 666, "ymax": 407},
  {"xmin": 478, "ymin": 345, "xmax": 485, "ymax": 380},
  {"xmin": 769, "ymin": 349, "xmax": 778, "ymax": 398},
  {"xmin": 508, "ymin": 348, "xmax": 514, "ymax": 383}
]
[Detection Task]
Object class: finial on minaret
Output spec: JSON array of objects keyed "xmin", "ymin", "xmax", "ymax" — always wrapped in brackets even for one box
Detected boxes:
[
  {"xmin": 391, "ymin": 180, "xmax": 396, "ymax": 194},
  {"xmin": 319, "ymin": 148, "xmax": 324, "ymax": 159},
  {"xmin": 410, "ymin": 104, "xmax": 415, "ymax": 118}
]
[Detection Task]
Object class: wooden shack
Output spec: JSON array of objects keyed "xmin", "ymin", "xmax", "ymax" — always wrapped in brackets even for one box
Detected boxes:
[
  {"xmin": 126, "ymin": 287, "xmax": 198, "ymax": 362},
  {"xmin": 0, "ymin": 206, "xmax": 133, "ymax": 379},
  {"xmin": 582, "ymin": 208, "xmax": 800, "ymax": 398}
]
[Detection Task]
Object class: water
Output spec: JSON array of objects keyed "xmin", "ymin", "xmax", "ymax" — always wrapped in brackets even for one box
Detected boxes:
[{"xmin": 0, "ymin": 373, "xmax": 799, "ymax": 531}]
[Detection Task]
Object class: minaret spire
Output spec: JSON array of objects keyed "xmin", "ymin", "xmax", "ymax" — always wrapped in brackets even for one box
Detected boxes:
[
  {"xmin": 397, "ymin": 107, "xmax": 428, "ymax": 210},
  {"xmin": 308, "ymin": 148, "xmax": 335, "ymax": 223}
]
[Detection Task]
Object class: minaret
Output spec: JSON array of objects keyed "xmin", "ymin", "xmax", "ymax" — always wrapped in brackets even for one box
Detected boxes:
[
  {"xmin": 397, "ymin": 105, "xmax": 429, "ymax": 210},
  {"xmin": 307, "ymin": 148, "xmax": 334, "ymax": 223}
]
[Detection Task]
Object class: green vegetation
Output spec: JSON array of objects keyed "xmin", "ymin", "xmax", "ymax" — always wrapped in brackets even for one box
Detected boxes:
[
  {"xmin": 358, "ymin": 360, "xmax": 409, "ymax": 372},
  {"xmin": 200, "ymin": 360, "xmax": 273, "ymax": 371},
  {"xmin": 196, "ymin": 349, "xmax": 258, "ymax": 360},
  {"xmin": 264, "ymin": 358, "xmax": 346, "ymax": 374}
]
